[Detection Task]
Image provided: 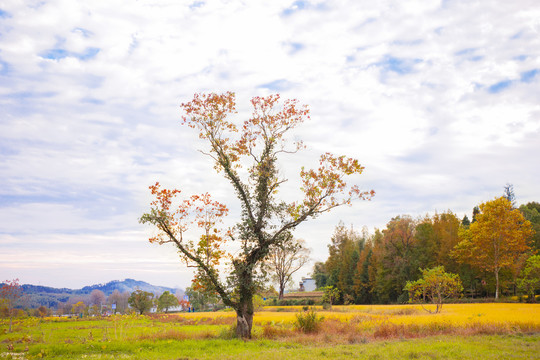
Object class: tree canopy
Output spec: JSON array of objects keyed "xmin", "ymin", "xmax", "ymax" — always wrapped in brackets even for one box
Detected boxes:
[
  {"xmin": 404, "ymin": 266, "xmax": 463, "ymax": 313},
  {"xmin": 128, "ymin": 290, "xmax": 154, "ymax": 315},
  {"xmin": 312, "ymin": 205, "xmax": 535, "ymax": 304},
  {"xmin": 157, "ymin": 291, "xmax": 179, "ymax": 313},
  {"xmin": 452, "ymin": 197, "xmax": 533, "ymax": 299}
]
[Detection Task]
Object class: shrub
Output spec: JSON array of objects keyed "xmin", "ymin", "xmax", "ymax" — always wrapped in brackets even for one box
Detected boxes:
[
  {"xmin": 404, "ymin": 266, "xmax": 463, "ymax": 313},
  {"xmin": 277, "ymin": 299, "xmax": 316, "ymax": 306},
  {"xmin": 253, "ymin": 295, "xmax": 265, "ymax": 311},
  {"xmin": 218, "ymin": 323, "xmax": 238, "ymax": 339},
  {"xmin": 321, "ymin": 286, "xmax": 340, "ymax": 305},
  {"xmin": 294, "ymin": 308, "xmax": 324, "ymax": 333}
]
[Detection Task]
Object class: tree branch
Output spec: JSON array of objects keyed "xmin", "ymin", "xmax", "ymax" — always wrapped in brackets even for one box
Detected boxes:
[{"xmin": 157, "ymin": 219, "xmax": 236, "ymax": 308}]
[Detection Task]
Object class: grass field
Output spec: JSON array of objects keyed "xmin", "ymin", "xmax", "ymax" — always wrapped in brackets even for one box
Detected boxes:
[{"xmin": 1, "ymin": 303, "xmax": 539, "ymax": 359}]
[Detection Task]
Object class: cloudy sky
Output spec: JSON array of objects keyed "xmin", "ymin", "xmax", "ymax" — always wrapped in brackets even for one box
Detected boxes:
[{"xmin": 1, "ymin": 0, "xmax": 539, "ymax": 290}]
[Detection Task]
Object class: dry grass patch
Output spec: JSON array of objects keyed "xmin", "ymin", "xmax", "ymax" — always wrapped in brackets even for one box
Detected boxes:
[
  {"xmin": 151, "ymin": 313, "xmax": 235, "ymax": 325},
  {"xmin": 261, "ymin": 324, "xmax": 295, "ymax": 339},
  {"xmin": 134, "ymin": 328, "xmax": 216, "ymax": 341}
]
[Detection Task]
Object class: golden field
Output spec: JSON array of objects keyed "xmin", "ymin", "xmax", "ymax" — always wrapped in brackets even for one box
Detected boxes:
[
  {"xmin": 167, "ymin": 303, "xmax": 540, "ymax": 341},
  {"xmin": 177, "ymin": 303, "xmax": 540, "ymax": 325}
]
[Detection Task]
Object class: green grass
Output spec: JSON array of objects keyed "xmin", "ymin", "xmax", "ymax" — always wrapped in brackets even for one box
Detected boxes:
[
  {"xmin": 6, "ymin": 335, "xmax": 540, "ymax": 360},
  {"xmin": 1, "ymin": 315, "xmax": 539, "ymax": 359}
]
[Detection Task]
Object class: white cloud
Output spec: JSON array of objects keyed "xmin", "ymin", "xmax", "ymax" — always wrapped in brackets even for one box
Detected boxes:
[{"xmin": 1, "ymin": 0, "xmax": 539, "ymax": 288}]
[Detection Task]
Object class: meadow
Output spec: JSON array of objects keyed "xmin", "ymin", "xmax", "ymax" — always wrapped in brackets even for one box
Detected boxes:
[{"xmin": 1, "ymin": 303, "xmax": 539, "ymax": 359}]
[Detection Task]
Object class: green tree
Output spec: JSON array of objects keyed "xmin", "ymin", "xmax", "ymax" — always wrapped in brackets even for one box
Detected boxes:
[
  {"xmin": 366, "ymin": 229, "xmax": 384, "ymax": 302},
  {"xmin": 408, "ymin": 212, "xmax": 461, "ymax": 274},
  {"xmin": 472, "ymin": 206, "xmax": 480, "ymax": 223},
  {"xmin": 312, "ymin": 262, "xmax": 328, "ymax": 289},
  {"xmin": 518, "ymin": 255, "xmax": 540, "ymax": 303},
  {"xmin": 321, "ymin": 286, "xmax": 341, "ymax": 306},
  {"xmin": 140, "ymin": 92, "xmax": 373, "ymax": 338},
  {"xmin": 452, "ymin": 197, "xmax": 533, "ymax": 299},
  {"xmin": 324, "ymin": 222, "xmax": 363, "ymax": 303},
  {"xmin": 353, "ymin": 241, "xmax": 374, "ymax": 303},
  {"xmin": 185, "ymin": 286, "xmax": 220, "ymax": 311},
  {"xmin": 413, "ymin": 218, "xmax": 438, "ymax": 269},
  {"xmin": 128, "ymin": 290, "xmax": 154, "ymax": 315},
  {"xmin": 374, "ymin": 216, "xmax": 419, "ymax": 303},
  {"xmin": 519, "ymin": 202, "xmax": 540, "ymax": 251},
  {"xmin": 431, "ymin": 212, "xmax": 461, "ymax": 273},
  {"xmin": 404, "ymin": 266, "xmax": 463, "ymax": 313},
  {"xmin": 157, "ymin": 291, "xmax": 179, "ymax": 313}
]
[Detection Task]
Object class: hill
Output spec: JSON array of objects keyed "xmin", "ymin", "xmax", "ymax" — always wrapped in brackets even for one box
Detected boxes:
[
  {"xmin": 76, "ymin": 278, "xmax": 179, "ymax": 296},
  {"xmin": 14, "ymin": 279, "xmax": 183, "ymax": 309}
]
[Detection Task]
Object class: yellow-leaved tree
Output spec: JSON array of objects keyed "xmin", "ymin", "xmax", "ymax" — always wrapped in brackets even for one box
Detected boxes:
[{"xmin": 452, "ymin": 197, "xmax": 534, "ymax": 299}]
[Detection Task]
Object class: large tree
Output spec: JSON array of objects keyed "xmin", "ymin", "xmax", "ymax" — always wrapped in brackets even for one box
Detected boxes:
[
  {"xmin": 157, "ymin": 291, "xmax": 179, "ymax": 313},
  {"xmin": 324, "ymin": 222, "xmax": 363, "ymax": 303},
  {"xmin": 184, "ymin": 286, "xmax": 220, "ymax": 311},
  {"xmin": 128, "ymin": 290, "xmax": 154, "ymax": 315},
  {"xmin": 140, "ymin": 92, "xmax": 373, "ymax": 338},
  {"xmin": 374, "ymin": 216, "xmax": 419, "ymax": 303},
  {"xmin": 519, "ymin": 202, "xmax": 540, "ymax": 251},
  {"xmin": 312, "ymin": 261, "xmax": 328, "ymax": 289},
  {"xmin": 90, "ymin": 289, "xmax": 106, "ymax": 306},
  {"xmin": 89, "ymin": 289, "xmax": 106, "ymax": 316},
  {"xmin": 452, "ymin": 197, "xmax": 533, "ymax": 299}
]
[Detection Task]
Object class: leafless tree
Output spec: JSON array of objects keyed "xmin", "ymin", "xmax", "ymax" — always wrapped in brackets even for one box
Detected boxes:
[{"xmin": 266, "ymin": 234, "xmax": 310, "ymax": 299}]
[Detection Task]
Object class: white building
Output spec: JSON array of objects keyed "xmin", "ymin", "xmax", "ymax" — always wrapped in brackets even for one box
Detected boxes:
[{"xmin": 298, "ymin": 277, "xmax": 317, "ymax": 292}]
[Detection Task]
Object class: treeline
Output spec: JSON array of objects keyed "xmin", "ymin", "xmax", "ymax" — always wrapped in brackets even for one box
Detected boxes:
[
  {"xmin": 0, "ymin": 288, "xmax": 187, "ymax": 318},
  {"xmin": 11, "ymin": 279, "xmax": 181, "ymax": 309},
  {"xmin": 313, "ymin": 200, "xmax": 540, "ymax": 304}
]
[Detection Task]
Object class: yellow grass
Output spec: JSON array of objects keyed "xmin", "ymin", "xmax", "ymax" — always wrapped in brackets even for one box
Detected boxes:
[
  {"xmin": 167, "ymin": 303, "xmax": 539, "ymax": 341},
  {"xmin": 174, "ymin": 303, "xmax": 539, "ymax": 326},
  {"xmin": 259, "ymin": 303, "xmax": 539, "ymax": 323}
]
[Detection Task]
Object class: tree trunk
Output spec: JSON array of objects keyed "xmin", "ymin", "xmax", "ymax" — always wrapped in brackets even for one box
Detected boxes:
[
  {"xmin": 278, "ymin": 285, "xmax": 285, "ymax": 300},
  {"xmin": 235, "ymin": 266, "xmax": 255, "ymax": 339},
  {"xmin": 495, "ymin": 269, "xmax": 499, "ymax": 299},
  {"xmin": 236, "ymin": 301, "xmax": 254, "ymax": 338}
]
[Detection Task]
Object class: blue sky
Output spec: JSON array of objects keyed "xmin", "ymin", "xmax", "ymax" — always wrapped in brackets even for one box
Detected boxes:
[{"xmin": 1, "ymin": 0, "xmax": 539, "ymax": 289}]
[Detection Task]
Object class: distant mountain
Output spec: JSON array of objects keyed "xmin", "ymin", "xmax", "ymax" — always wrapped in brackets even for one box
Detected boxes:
[
  {"xmin": 15, "ymin": 279, "xmax": 183, "ymax": 309},
  {"xmin": 77, "ymin": 278, "xmax": 179, "ymax": 296}
]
